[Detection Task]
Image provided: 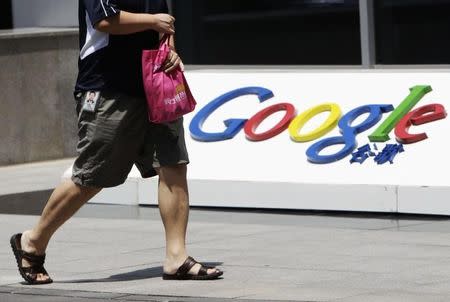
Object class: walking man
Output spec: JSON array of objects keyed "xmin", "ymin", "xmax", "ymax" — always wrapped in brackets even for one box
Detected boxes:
[{"xmin": 10, "ymin": 0, "xmax": 223, "ymax": 284}]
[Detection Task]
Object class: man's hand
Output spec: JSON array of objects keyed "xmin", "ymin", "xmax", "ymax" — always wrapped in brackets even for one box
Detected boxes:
[
  {"xmin": 152, "ymin": 14, "xmax": 175, "ymax": 34},
  {"xmin": 163, "ymin": 50, "xmax": 184, "ymax": 73}
]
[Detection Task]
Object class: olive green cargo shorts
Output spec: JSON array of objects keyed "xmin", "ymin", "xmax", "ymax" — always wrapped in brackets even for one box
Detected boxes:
[{"xmin": 72, "ymin": 90, "xmax": 189, "ymax": 188}]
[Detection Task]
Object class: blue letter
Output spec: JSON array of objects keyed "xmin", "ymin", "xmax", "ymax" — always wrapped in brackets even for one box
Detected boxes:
[
  {"xmin": 189, "ymin": 87, "xmax": 274, "ymax": 142},
  {"xmin": 306, "ymin": 104, "xmax": 394, "ymax": 164}
]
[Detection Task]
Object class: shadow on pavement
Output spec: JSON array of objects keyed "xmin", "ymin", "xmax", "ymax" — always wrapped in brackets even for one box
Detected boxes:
[
  {"xmin": 55, "ymin": 262, "xmax": 223, "ymax": 283},
  {"xmin": 0, "ymin": 190, "xmax": 51, "ymax": 215}
]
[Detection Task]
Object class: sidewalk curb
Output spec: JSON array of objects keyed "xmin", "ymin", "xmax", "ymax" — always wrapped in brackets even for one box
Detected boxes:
[{"xmin": 0, "ymin": 286, "xmax": 302, "ymax": 302}]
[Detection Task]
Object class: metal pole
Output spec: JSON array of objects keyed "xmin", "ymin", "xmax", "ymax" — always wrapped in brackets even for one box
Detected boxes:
[{"xmin": 359, "ymin": 0, "xmax": 376, "ymax": 68}]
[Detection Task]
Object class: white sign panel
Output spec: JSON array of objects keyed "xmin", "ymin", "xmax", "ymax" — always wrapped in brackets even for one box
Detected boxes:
[{"xmin": 183, "ymin": 70, "xmax": 449, "ymax": 187}]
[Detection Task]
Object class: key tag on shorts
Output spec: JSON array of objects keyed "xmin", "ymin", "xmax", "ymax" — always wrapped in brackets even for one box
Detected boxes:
[{"xmin": 82, "ymin": 91, "xmax": 100, "ymax": 113}]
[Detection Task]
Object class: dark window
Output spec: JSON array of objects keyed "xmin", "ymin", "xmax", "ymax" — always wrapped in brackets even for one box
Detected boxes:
[
  {"xmin": 0, "ymin": 0, "xmax": 12, "ymax": 29},
  {"xmin": 173, "ymin": 0, "xmax": 361, "ymax": 65},
  {"xmin": 375, "ymin": 0, "xmax": 450, "ymax": 64}
]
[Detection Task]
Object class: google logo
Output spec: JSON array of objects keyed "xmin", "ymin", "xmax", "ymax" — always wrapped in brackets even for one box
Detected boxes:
[{"xmin": 189, "ymin": 85, "xmax": 447, "ymax": 164}]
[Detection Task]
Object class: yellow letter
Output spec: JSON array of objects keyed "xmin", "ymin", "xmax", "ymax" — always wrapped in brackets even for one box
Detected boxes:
[{"xmin": 289, "ymin": 103, "xmax": 341, "ymax": 142}]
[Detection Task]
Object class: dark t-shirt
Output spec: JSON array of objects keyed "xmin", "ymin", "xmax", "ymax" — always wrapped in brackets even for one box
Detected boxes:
[{"xmin": 75, "ymin": 0, "xmax": 168, "ymax": 96}]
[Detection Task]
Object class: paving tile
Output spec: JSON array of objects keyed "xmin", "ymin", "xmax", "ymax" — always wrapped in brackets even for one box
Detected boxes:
[
  {"xmin": 0, "ymin": 286, "xmax": 125, "ymax": 299},
  {"xmin": 0, "ymin": 294, "xmax": 97, "ymax": 302},
  {"xmin": 333, "ymin": 290, "xmax": 450, "ymax": 302},
  {"xmin": 241, "ymin": 284, "xmax": 372, "ymax": 301},
  {"xmin": 397, "ymin": 221, "xmax": 450, "ymax": 233}
]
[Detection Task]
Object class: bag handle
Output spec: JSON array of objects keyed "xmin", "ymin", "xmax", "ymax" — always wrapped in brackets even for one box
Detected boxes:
[{"xmin": 160, "ymin": 34, "xmax": 171, "ymax": 47}]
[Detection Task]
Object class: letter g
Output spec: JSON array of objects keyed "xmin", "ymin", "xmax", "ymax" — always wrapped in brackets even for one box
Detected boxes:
[{"xmin": 189, "ymin": 87, "xmax": 274, "ymax": 142}]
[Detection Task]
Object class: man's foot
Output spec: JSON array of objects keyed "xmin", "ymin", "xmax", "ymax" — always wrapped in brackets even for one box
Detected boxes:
[
  {"xmin": 10, "ymin": 231, "xmax": 52, "ymax": 284},
  {"xmin": 163, "ymin": 256, "xmax": 223, "ymax": 280}
]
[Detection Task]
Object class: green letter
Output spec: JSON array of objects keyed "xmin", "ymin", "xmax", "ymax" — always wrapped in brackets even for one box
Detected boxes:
[{"xmin": 368, "ymin": 85, "xmax": 432, "ymax": 142}]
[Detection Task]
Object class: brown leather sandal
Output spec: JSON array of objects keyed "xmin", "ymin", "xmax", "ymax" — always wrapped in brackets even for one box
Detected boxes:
[
  {"xmin": 10, "ymin": 233, "xmax": 53, "ymax": 285},
  {"xmin": 162, "ymin": 256, "xmax": 223, "ymax": 280}
]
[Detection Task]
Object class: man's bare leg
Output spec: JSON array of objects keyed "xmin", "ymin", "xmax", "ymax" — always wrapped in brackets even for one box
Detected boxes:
[
  {"xmin": 20, "ymin": 180, "xmax": 101, "ymax": 282},
  {"xmin": 157, "ymin": 164, "xmax": 218, "ymax": 276}
]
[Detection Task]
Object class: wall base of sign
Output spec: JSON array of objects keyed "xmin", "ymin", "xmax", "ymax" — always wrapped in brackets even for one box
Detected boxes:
[
  {"xmin": 138, "ymin": 178, "xmax": 398, "ymax": 213},
  {"xmin": 398, "ymin": 186, "xmax": 450, "ymax": 216},
  {"xmin": 63, "ymin": 166, "xmax": 449, "ymax": 215}
]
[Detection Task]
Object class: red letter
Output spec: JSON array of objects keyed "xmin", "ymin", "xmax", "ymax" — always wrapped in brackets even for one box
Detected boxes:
[
  {"xmin": 244, "ymin": 103, "xmax": 296, "ymax": 141},
  {"xmin": 395, "ymin": 104, "xmax": 447, "ymax": 144}
]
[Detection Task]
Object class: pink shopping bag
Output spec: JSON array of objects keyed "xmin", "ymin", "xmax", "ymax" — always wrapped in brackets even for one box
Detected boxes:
[{"xmin": 142, "ymin": 35, "xmax": 196, "ymax": 123}]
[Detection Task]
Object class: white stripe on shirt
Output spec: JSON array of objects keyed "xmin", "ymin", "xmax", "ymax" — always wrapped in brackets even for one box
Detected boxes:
[
  {"xmin": 107, "ymin": 0, "xmax": 117, "ymax": 13},
  {"xmin": 100, "ymin": 0, "xmax": 109, "ymax": 17},
  {"xmin": 80, "ymin": 12, "xmax": 109, "ymax": 60}
]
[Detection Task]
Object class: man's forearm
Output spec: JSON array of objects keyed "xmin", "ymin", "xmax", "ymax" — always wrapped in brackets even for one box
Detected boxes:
[{"xmin": 96, "ymin": 11, "xmax": 161, "ymax": 35}]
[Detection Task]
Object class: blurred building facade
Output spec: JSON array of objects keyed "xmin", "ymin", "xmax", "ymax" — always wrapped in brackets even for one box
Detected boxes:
[
  {"xmin": 12, "ymin": 0, "xmax": 77, "ymax": 28},
  {"xmin": 172, "ymin": 0, "xmax": 450, "ymax": 65},
  {"xmin": 1, "ymin": 0, "xmax": 450, "ymax": 65}
]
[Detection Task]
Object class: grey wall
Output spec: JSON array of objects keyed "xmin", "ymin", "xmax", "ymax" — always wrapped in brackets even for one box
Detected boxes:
[
  {"xmin": 12, "ymin": 0, "xmax": 78, "ymax": 28},
  {"xmin": 0, "ymin": 29, "xmax": 79, "ymax": 165}
]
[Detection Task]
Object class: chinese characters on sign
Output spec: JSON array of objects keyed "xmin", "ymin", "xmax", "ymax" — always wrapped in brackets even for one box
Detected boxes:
[{"xmin": 350, "ymin": 144, "xmax": 405, "ymax": 165}]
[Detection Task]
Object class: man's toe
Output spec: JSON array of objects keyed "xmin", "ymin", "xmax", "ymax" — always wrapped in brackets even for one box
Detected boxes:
[
  {"xmin": 37, "ymin": 273, "xmax": 48, "ymax": 281},
  {"xmin": 207, "ymin": 268, "xmax": 218, "ymax": 275}
]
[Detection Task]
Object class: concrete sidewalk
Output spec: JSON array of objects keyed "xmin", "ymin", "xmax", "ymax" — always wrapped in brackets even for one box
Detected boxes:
[
  {"xmin": 0, "ymin": 159, "xmax": 73, "ymax": 196},
  {"xmin": 2, "ymin": 205, "xmax": 450, "ymax": 301}
]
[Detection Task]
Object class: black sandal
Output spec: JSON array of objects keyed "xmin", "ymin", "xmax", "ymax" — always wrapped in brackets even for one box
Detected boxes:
[
  {"xmin": 10, "ymin": 233, "xmax": 53, "ymax": 285},
  {"xmin": 162, "ymin": 256, "xmax": 223, "ymax": 280}
]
